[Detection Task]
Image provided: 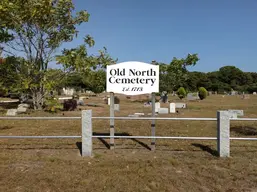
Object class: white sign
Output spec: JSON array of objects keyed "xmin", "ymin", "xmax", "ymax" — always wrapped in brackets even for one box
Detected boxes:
[{"xmin": 106, "ymin": 61, "xmax": 159, "ymax": 95}]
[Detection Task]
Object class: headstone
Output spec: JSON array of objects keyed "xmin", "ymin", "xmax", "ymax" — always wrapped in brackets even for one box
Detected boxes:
[
  {"xmin": 158, "ymin": 108, "xmax": 169, "ymax": 114},
  {"xmin": 18, "ymin": 103, "xmax": 30, "ymax": 108},
  {"xmin": 187, "ymin": 93, "xmax": 199, "ymax": 101},
  {"xmin": 114, "ymin": 104, "xmax": 119, "ymax": 111},
  {"xmin": 128, "ymin": 114, "xmax": 139, "ymax": 117},
  {"xmin": 134, "ymin": 113, "xmax": 144, "ymax": 116},
  {"xmin": 6, "ymin": 109, "xmax": 17, "ymax": 116},
  {"xmin": 253, "ymin": 92, "xmax": 256, "ymax": 95},
  {"xmin": 155, "ymin": 102, "xmax": 160, "ymax": 113},
  {"xmin": 108, "ymin": 97, "xmax": 110, "ymax": 105},
  {"xmin": 170, "ymin": 103, "xmax": 175, "ymax": 113},
  {"xmin": 231, "ymin": 91, "xmax": 236, "ymax": 96},
  {"xmin": 175, "ymin": 103, "xmax": 186, "ymax": 109},
  {"xmin": 77, "ymin": 100, "xmax": 85, "ymax": 106},
  {"xmin": 228, "ymin": 110, "xmax": 244, "ymax": 116},
  {"xmin": 17, "ymin": 107, "xmax": 27, "ymax": 113}
]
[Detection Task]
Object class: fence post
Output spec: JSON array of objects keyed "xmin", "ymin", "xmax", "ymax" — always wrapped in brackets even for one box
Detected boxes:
[
  {"xmin": 217, "ymin": 111, "xmax": 230, "ymax": 157},
  {"xmin": 82, "ymin": 110, "xmax": 92, "ymax": 157}
]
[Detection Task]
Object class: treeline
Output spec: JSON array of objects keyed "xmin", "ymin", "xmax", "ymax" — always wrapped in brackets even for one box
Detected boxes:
[
  {"xmin": 159, "ymin": 65, "xmax": 257, "ymax": 93},
  {"xmin": 61, "ymin": 65, "xmax": 257, "ymax": 94},
  {"xmin": 184, "ymin": 66, "xmax": 257, "ymax": 93}
]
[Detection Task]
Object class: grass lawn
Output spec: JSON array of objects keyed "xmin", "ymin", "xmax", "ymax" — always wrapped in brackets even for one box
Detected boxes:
[{"xmin": 0, "ymin": 95, "xmax": 257, "ymax": 192}]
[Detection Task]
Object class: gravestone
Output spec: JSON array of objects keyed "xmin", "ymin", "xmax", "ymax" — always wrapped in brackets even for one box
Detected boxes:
[
  {"xmin": 108, "ymin": 98, "xmax": 110, "ymax": 105},
  {"xmin": 187, "ymin": 93, "xmax": 198, "ymax": 101},
  {"xmin": 175, "ymin": 103, "xmax": 186, "ymax": 109},
  {"xmin": 228, "ymin": 110, "xmax": 244, "ymax": 116},
  {"xmin": 77, "ymin": 100, "xmax": 85, "ymax": 106},
  {"xmin": 170, "ymin": 103, "xmax": 175, "ymax": 113},
  {"xmin": 6, "ymin": 109, "xmax": 17, "ymax": 116},
  {"xmin": 134, "ymin": 113, "xmax": 144, "ymax": 116},
  {"xmin": 17, "ymin": 107, "xmax": 27, "ymax": 113},
  {"xmin": 158, "ymin": 108, "xmax": 169, "ymax": 114},
  {"xmin": 253, "ymin": 92, "xmax": 256, "ymax": 95},
  {"xmin": 114, "ymin": 104, "xmax": 120, "ymax": 111},
  {"xmin": 18, "ymin": 103, "xmax": 30, "ymax": 108},
  {"xmin": 128, "ymin": 114, "xmax": 139, "ymax": 117},
  {"xmin": 155, "ymin": 102, "xmax": 160, "ymax": 113}
]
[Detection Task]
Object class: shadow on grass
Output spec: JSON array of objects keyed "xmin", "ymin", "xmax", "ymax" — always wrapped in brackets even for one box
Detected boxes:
[
  {"xmin": 76, "ymin": 132, "xmax": 151, "ymax": 153},
  {"xmin": 76, "ymin": 142, "xmax": 82, "ymax": 155},
  {"xmin": 192, "ymin": 143, "xmax": 218, "ymax": 157},
  {"xmin": 231, "ymin": 126, "xmax": 257, "ymax": 136},
  {"xmin": 0, "ymin": 126, "xmax": 14, "ymax": 130},
  {"xmin": 0, "ymin": 102, "xmax": 19, "ymax": 109}
]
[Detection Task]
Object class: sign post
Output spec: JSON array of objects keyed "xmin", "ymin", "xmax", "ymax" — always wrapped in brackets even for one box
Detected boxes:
[
  {"xmin": 106, "ymin": 61, "xmax": 159, "ymax": 149},
  {"xmin": 110, "ymin": 92, "xmax": 115, "ymax": 149},
  {"xmin": 151, "ymin": 92, "xmax": 156, "ymax": 151}
]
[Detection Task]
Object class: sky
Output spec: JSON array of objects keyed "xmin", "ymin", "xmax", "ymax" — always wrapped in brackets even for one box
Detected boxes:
[{"xmin": 60, "ymin": 0, "xmax": 257, "ymax": 72}]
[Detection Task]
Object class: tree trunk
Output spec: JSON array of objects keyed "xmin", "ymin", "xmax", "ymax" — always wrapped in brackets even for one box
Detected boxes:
[{"xmin": 32, "ymin": 87, "xmax": 45, "ymax": 110}]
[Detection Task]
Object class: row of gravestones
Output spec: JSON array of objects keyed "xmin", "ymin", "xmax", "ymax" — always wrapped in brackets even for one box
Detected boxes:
[
  {"xmin": 161, "ymin": 93, "xmax": 200, "ymax": 103},
  {"xmin": 155, "ymin": 102, "xmax": 186, "ymax": 114},
  {"xmin": 6, "ymin": 104, "xmax": 30, "ymax": 116}
]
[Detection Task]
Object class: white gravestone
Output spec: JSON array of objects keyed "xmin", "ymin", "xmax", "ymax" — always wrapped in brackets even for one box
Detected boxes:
[
  {"xmin": 253, "ymin": 92, "xmax": 256, "ymax": 95},
  {"xmin": 17, "ymin": 107, "xmax": 27, "ymax": 113},
  {"xmin": 228, "ymin": 110, "xmax": 244, "ymax": 117},
  {"xmin": 175, "ymin": 103, "xmax": 186, "ymax": 109},
  {"xmin": 108, "ymin": 98, "xmax": 110, "ymax": 105},
  {"xmin": 158, "ymin": 108, "xmax": 169, "ymax": 114},
  {"xmin": 18, "ymin": 103, "xmax": 30, "ymax": 108},
  {"xmin": 170, "ymin": 103, "xmax": 176, "ymax": 113},
  {"xmin": 155, "ymin": 102, "xmax": 160, "ymax": 113},
  {"xmin": 6, "ymin": 109, "xmax": 17, "ymax": 116},
  {"xmin": 114, "ymin": 104, "xmax": 119, "ymax": 111}
]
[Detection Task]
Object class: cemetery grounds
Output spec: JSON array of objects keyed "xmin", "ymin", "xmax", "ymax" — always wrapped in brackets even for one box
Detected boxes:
[{"xmin": 0, "ymin": 95, "xmax": 257, "ymax": 192}]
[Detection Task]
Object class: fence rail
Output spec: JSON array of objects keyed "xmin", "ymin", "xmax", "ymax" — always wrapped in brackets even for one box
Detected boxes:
[
  {"xmin": 1, "ymin": 111, "xmax": 257, "ymax": 157},
  {"xmin": 1, "ymin": 116, "xmax": 257, "ymax": 121}
]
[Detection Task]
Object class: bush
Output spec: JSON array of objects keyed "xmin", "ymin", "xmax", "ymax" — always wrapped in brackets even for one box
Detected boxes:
[
  {"xmin": 198, "ymin": 87, "xmax": 208, "ymax": 100},
  {"xmin": 44, "ymin": 98, "xmax": 62, "ymax": 112},
  {"xmin": 63, "ymin": 99, "xmax": 77, "ymax": 111},
  {"xmin": 114, "ymin": 96, "xmax": 120, "ymax": 104},
  {"xmin": 177, "ymin": 87, "xmax": 186, "ymax": 99}
]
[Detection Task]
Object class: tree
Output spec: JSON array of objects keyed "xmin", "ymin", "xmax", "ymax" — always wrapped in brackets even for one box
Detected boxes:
[
  {"xmin": 158, "ymin": 54, "xmax": 199, "ymax": 92},
  {"xmin": 0, "ymin": 0, "xmax": 115, "ymax": 109}
]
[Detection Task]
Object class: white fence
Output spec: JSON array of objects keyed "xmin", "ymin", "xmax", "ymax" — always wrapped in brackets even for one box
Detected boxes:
[{"xmin": 0, "ymin": 110, "xmax": 257, "ymax": 158}]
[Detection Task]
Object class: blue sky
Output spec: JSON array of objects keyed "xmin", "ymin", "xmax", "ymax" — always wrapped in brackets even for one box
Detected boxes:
[{"xmin": 61, "ymin": 0, "xmax": 257, "ymax": 72}]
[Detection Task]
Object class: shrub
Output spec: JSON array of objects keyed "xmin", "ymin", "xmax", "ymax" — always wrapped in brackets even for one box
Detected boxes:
[
  {"xmin": 44, "ymin": 98, "xmax": 62, "ymax": 112},
  {"xmin": 63, "ymin": 99, "xmax": 77, "ymax": 111},
  {"xmin": 114, "ymin": 96, "xmax": 120, "ymax": 104},
  {"xmin": 198, "ymin": 87, "xmax": 208, "ymax": 100},
  {"xmin": 177, "ymin": 87, "xmax": 186, "ymax": 99}
]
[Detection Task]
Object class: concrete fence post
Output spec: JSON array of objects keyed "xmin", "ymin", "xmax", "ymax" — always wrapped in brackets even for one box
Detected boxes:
[
  {"xmin": 82, "ymin": 110, "xmax": 92, "ymax": 157},
  {"xmin": 217, "ymin": 111, "xmax": 230, "ymax": 157}
]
